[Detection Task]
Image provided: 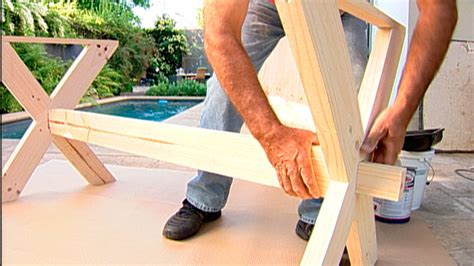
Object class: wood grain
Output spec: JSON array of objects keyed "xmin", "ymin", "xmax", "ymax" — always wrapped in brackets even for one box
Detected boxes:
[
  {"xmin": 1, "ymin": 42, "xmax": 51, "ymax": 120},
  {"xmin": 2, "ymin": 36, "xmax": 117, "ymax": 45},
  {"xmin": 52, "ymin": 136, "xmax": 116, "ymax": 185},
  {"xmin": 48, "ymin": 109, "xmax": 405, "ymax": 201},
  {"xmin": 2, "ymin": 121, "xmax": 51, "ymax": 202}
]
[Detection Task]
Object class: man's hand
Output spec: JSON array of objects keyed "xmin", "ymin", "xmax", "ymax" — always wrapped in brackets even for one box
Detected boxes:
[
  {"xmin": 361, "ymin": 0, "xmax": 457, "ymax": 165},
  {"xmin": 260, "ymin": 125, "xmax": 321, "ymax": 199},
  {"xmin": 361, "ymin": 107, "xmax": 407, "ymax": 165}
]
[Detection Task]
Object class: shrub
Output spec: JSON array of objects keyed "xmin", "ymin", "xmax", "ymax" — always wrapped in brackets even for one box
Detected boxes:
[
  {"xmin": 147, "ymin": 15, "xmax": 189, "ymax": 79},
  {"xmin": 86, "ymin": 65, "xmax": 124, "ymax": 99},
  {"xmin": 59, "ymin": 4, "xmax": 156, "ymax": 92},
  {"xmin": 2, "ymin": 0, "xmax": 72, "ymax": 37},
  {"xmin": 146, "ymin": 80, "xmax": 206, "ymax": 97}
]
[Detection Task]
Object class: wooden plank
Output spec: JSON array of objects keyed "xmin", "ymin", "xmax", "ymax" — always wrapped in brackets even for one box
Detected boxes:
[
  {"xmin": 350, "ymin": 20, "xmax": 404, "ymax": 266},
  {"xmin": 275, "ymin": 0, "xmax": 380, "ymax": 263},
  {"xmin": 1, "ymin": 42, "xmax": 51, "ymax": 120},
  {"xmin": 349, "ymin": 13, "xmax": 404, "ymax": 265},
  {"xmin": 48, "ymin": 109, "xmax": 405, "ymax": 201},
  {"xmin": 276, "ymin": 0, "xmax": 357, "ymax": 261},
  {"xmin": 52, "ymin": 136, "xmax": 116, "ymax": 185},
  {"xmin": 50, "ymin": 41, "xmax": 118, "ymax": 109},
  {"xmin": 45, "ymin": 38, "xmax": 119, "ymax": 188},
  {"xmin": 337, "ymin": 0, "xmax": 401, "ymax": 28},
  {"xmin": 347, "ymin": 195, "xmax": 378, "ymax": 265},
  {"xmin": 2, "ymin": 36, "xmax": 117, "ymax": 46},
  {"xmin": 2, "ymin": 121, "xmax": 51, "ymax": 203},
  {"xmin": 301, "ymin": 181, "xmax": 356, "ymax": 265},
  {"xmin": 267, "ymin": 95, "xmax": 316, "ymax": 132},
  {"xmin": 358, "ymin": 28, "xmax": 405, "ymax": 132},
  {"xmin": 276, "ymin": 0, "xmax": 362, "ymax": 183}
]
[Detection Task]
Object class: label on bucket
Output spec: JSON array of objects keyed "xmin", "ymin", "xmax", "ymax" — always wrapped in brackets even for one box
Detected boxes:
[{"xmin": 374, "ymin": 168, "xmax": 415, "ymax": 223}]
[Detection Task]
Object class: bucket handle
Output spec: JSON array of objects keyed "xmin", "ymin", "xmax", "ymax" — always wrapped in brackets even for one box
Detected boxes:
[{"xmin": 423, "ymin": 159, "xmax": 435, "ymax": 185}]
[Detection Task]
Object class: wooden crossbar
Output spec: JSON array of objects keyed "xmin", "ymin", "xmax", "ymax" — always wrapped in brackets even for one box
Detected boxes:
[
  {"xmin": 48, "ymin": 109, "xmax": 405, "ymax": 201},
  {"xmin": 2, "ymin": 36, "xmax": 118, "ymax": 45}
]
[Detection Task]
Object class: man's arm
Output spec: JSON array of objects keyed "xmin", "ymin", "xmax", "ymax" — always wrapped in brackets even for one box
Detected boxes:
[
  {"xmin": 361, "ymin": 0, "xmax": 458, "ymax": 164},
  {"xmin": 204, "ymin": 0, "xmax": 320, "ymax": 199}
]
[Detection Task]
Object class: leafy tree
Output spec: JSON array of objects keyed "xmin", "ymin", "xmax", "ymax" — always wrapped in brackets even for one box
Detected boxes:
[
  {"xmin": 147, "ymin": 15, "xmax": 189, "ymax": 80},
  {"xmin": 54, "ymin": 1, "xmax": 156, "ymax": 88},
  {"xmin": 1, "ymin": 0, "xmax": 70, "ymax": 37}
]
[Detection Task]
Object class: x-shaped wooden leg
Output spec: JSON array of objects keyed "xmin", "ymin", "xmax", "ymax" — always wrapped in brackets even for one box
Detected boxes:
[
  {"xmin": 2, "ymin": 37, "xmax": 118, "ymax": 203},
  {"xmin": 276, "ymin": 0, "xmax": 405, "ymax": 264}
]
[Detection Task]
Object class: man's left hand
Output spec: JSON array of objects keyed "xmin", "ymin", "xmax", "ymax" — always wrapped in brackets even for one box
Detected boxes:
[{"xmin": 360, "ymin": 107, "xmax": 408, "ymax": 165}]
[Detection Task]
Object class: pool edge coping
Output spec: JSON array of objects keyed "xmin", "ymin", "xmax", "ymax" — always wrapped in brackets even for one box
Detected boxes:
[{"xmin": 1, "ymin": 96, "xmax": 205, "ymax": 124}]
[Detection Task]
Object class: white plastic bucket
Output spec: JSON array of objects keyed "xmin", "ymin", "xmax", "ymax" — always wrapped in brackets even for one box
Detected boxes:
[
  {"xmin": 399, "ymin": 149, "xmax": 435, "ymax": 210},
  {"xmin": 374, "ymin": 168, "xmax": 415, "ymax": 223}
]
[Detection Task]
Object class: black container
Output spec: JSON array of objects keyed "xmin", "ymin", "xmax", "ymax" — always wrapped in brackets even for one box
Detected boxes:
[{"xmin": 402, "ymin": 128, "xmax": 444, "ymax": 152}]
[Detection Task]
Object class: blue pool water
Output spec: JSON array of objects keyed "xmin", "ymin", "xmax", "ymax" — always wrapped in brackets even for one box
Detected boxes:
[{"xmin": 2, "ymin": 100, "xmax": 200, "ymax": 139}]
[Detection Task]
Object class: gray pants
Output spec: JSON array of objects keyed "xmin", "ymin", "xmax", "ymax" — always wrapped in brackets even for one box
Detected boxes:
[{"xmin": 186, "ymin": 0, "xmax": 368, "ymax": 224}]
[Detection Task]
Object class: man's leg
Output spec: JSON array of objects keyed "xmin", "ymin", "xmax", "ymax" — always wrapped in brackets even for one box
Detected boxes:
[
  {"xmin": 296, "ymin": 13, "xmax": 369, "ymax": 240},
  {"xmin": 163, "ymin": 0, "xmax": 285, "ymax": 240}
]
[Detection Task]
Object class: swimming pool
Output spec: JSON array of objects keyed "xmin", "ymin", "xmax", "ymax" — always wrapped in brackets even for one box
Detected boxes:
[{"xmin": 2, "ymin": 100, "xmax": 201, "ymax": 139}]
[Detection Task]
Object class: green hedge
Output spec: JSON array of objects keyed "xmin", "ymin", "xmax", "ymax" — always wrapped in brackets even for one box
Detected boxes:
[{"xmin": 146, "ymin": 80, "xmax": 206, "ymax": 97}]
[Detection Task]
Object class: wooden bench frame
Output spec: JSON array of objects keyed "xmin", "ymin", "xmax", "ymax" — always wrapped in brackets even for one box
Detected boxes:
[{"xmin": 2, "ymin": 0, "xmax": 405, "ymax": 264}]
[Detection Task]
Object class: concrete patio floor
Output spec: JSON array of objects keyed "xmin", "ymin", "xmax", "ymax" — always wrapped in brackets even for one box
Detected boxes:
[{"xmin": 2, "ymin": 103, "xmax": 473, "ymax": 265}]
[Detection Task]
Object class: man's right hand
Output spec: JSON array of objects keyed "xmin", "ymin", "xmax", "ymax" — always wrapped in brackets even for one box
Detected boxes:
[{"xmin": 260, "ymin": 125, "xmax": 321, "ymax": 199}]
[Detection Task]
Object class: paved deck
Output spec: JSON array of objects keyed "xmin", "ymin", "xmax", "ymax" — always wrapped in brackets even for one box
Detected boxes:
[{"xmin": 2, "ymin": 103, "xmax": 473, "ymax": 265}]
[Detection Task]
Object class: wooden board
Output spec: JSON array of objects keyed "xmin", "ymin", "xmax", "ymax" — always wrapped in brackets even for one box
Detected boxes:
[
  {"xmin": 1, "ymin": 42, "xmax": 51, "ymax": 120},
  {"xmin": 2, "ymin": 36, "xmax": 117, "ymax": 45},
  {"xmin": 52, "ymin": 136, "xmax": 116, "ymax": 185},
  {"xmin": 48, "ymin": 109, "xmax": 405, "ymax": 201},
  {"xmin": 2, "ymin": 121, "xmax": 51, "ymax": 202}
]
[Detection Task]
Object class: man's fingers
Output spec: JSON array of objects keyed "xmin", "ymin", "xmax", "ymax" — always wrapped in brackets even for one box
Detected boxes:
[
  {"xmin": 296, "ymin": 151, "xmax": 321, "ymax": 198},
  {"xmin": 287, "ymin": 162, "xmax": 312, "ymax": 199},
  {"xmin": 373, "ymin": 148, "xmax": 385, "ymax": 164},
  {"xmin": 277, "ymin": 164, "xmax": 297, "ymax": 197},
  {"xmin": 361, "ymin": 126, "xmax": 387, "ymax": 154},
  {"xmin": 383, "ymin": 142, "xmax": 400, "ymax": 165}
]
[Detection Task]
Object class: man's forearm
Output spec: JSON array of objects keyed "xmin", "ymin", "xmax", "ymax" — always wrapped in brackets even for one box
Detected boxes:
[
  {"xmin": 392, "ymin": 0, "xmax": 457, "ymax": 126},
  {"xmin": 205, "ymin": 33, "xmax": 282, "ymax": 142}
]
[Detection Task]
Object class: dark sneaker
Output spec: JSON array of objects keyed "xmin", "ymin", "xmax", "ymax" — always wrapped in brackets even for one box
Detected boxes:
[
  {"xmin": 296, "ymin": 220, "xmax": 349, "ymax": 265},
  {"xmin": 162, "ymin": 199, "xmax": 221, "ymax": 240},
  {"xmin": 295, "ymin": 219, "xmax": 314, "ymax": 241}
]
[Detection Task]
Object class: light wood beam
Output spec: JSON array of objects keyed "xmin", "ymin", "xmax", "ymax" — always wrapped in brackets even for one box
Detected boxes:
[
  {"xmin": 45, "ymin": 40, "xmax": 118, "ymax": 186},
  {"xmin": 1, "ymin": 42, "xmax": 51, "ymax": 120},
  {"xmin": 2, "ymin": 36, "xmax": 118, "ymax": 46},
  {"xmin": 50, "ymin": 42, "xmax": 118, "ymax": 109},
  {"xmin": 337, "ymin": 0, "xmax": 401, "ymax": 29},
  {"xmin": 358, "ymin": 28, "xmax": 405, "ymax": 132},
  {"xmin": 348, "ymin": 8, "xmax": 405, "ymax": 265},
  {"xmin": 302, "ymin": 181, "xmax": 356, "ymax": 265},
  {"xmin": 48, "ymin": 109, "xmax": 405, "ymax": 201},
  {"xmin": 1, "ymin": 41, "xmax": 53, "ymax": 203},
  {"xmin": 52, "ymin": 136, "xmax": 116, "ymax": 185},
  {"xmin": 2, "ymin": 121, "xmax": 51, "ymax": 202},
  {"xmin": 276, "ymin": 0, "xmax": 362, "ymax": 183}
]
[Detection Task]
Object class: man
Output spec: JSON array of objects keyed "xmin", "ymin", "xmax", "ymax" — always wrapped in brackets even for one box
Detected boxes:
[{"xmin": 163, "ymin": 0, "xmax": 457, "ymax": 241}]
